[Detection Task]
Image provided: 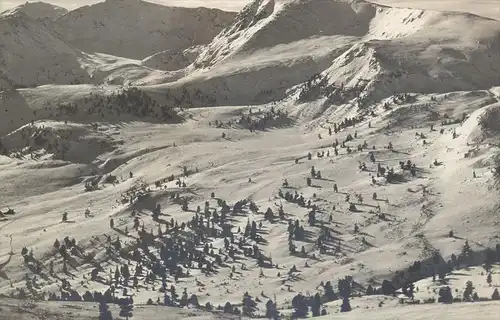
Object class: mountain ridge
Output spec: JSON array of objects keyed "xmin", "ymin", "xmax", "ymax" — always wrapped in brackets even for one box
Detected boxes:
[{"xmin": 48, "ymin": 0, "xmax": 237, "ymax": 59}]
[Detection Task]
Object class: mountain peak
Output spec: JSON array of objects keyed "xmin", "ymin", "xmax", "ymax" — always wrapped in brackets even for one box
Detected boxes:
[{"xmin": 1, "ymin": 1, "xmax": 68, "ymax": 20}]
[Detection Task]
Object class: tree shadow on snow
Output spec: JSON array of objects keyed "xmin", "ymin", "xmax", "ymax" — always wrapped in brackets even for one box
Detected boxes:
[
  {"xmin": 112, "ymin": 227, "xmax": 138, "ymax": 240},
  {"xmin": 317, "ymin": 177, "xmax": 336, "ymax": 182}
]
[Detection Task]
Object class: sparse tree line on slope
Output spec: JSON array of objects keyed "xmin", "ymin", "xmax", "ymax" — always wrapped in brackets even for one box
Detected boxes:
[
  {"xmin": 277, "ymin": 241, "xmax": 500, "ymax": 319},
  {"xmin": 7, "ymin": 166, "xmax": 314, "ymax": 317},
  {"xmin": 0, "ymin": 66, "xmax": 88, "ymax": 90},
  {"xmin": 208, "ymin": 106, "xmax": 293, "ymax": 132},
  {"xmin": 0, "ymin": 87, "xmax": 185, "ymax": 160},
  {"xmin": 3, "ymin": 98, "xmax": 500, "ymax": 320}
]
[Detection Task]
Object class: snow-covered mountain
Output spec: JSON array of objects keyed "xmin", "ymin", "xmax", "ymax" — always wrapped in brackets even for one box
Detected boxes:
[
  {"xmin": 0, "ymin": 1, "xmax": 68, "ymax": 20},
  {"xmin": 0, "ymin": 0, "xmax": 238, "ymax": 89},
  {"xmin": 0, "ymin": 11, "xmax": 90, "ymax": 89},
  {"xmin": 49, "ymin": 0, "xmax": 236, "ymax": 59},
  {"xmin": 141, "ymin": 0, "xmax": 500, "ymax": 108}
]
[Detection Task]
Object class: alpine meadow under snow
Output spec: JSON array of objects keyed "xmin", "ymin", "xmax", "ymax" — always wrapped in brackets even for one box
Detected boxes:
[{"xmin": 1, "ymin": 0, "xmax": 500, "ymax": 319}]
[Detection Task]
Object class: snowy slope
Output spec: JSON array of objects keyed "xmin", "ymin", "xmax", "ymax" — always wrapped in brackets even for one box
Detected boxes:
[
  {"xmin": 141, "ymin": 46, "xmax": 205, "ymax": 71},
  {"xmin": 370, "ymin": 0, "xmax": 500, "ymax": 21},
  {"xmin": 192, "ymin": 0, "xmax": 375, "ymax": 68},
  {"xmin": 0, "ymin": 83, "xmax": 185, "ymax": 136},
  {"xmin": 1, "ymin": 296, "xmax": 499, "ymax": 319},
  {"xmin": 322, "ymin": 301, "xmax": 500, "ymax": 319},
  {"xmin": 0, "ymin": 298, "xmax": 242, "ymax": 320},
  {"xmin": 76, "ymin": 52, "xmax": 183, "ymax": 86},
  {"xmin": 49, "ymin": 0, "xmax": 236, "ymax": 59},
  {"xmin": 318, "ymin": 9, "xmax": 500, "ymax": 101},
  {"xmin": 1, "ymin": 89, "xmax": 499, "ymax": 307}
]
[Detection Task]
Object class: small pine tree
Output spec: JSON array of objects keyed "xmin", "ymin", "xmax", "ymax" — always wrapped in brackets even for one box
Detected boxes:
[
  {"xmin": 291, "ymin": 293, "xmax": 308, "ymax": 318},
  {"xmin": 485, "ymin": 248, "xmax": 496, "ymax": 270},
  {"xmin": 366, "ymin": 284, "xmax": 374, "ymax": 295},
  {"xmin": 114, "ymin": 267, "xmax": 121, "ymax": 284},
  {"xmin": 223, "ymin": 302, "xmax": 233, "ymax": 314},
  {"xmin": 463, "ymin": 280, "xmax": 474, "ymax": 302},
  {"xmin": 311, "ymin": 293, "xmax": 322, "ymax": 317},
  {"xmin": 381, "ymin": 279, "xmax": 395, "ymax": 296},
  {"xmin": 190, "ymin": 294, "xmax": 200, "ymax": 307},
  {"xmin": 265, "ymin": 299, "xmax": 278, "ymax": 319},
  {"xmin": 438, "ymin": 286, "xmax": 453, "ymax": 303},
  {"xmin": 265, "ymin": 207, "xmax": 274, "ymax": 221},
  {"xmin": 492, "ymin": 288, "xmax": 500, "ymax": 300},
  {"xmin": 98, "ymin": 301, "xmax": 112, "ymax": 320},
  {"xmin": 324, "ymin": 281, "xmax": 337, "ymax": 301},
  {"xmin": 460, "ymin": 240, "xmax": 472, "ymax": 265},
  {"xmin": 472, "ymin": 292, "xmax": 479, "ymax": 301},
  {"xmin": 340, "ymin": 297, "xmax": 351, "ymax": 312},
  {"xmin": 119, "ymin": 301, "xmax": 133, "ymax": 320}
]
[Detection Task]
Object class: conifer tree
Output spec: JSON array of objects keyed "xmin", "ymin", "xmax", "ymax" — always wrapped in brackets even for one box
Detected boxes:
[
  {"xmin": 492, "ymin": 288, "xmax": 500, "ymax": 300},
  {"xmin": 119, "ymin": 300, "xmax": 133, "ymax": 320},
  {"xmin": 265, "ymin": 299, "xmax": 279, "ymax": 319},
  {"xmin": 99, "ymin": 301, "xmax": 112, "ymax": 320}
]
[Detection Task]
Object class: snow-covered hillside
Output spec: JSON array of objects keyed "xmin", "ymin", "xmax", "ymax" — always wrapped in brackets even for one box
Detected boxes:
[
  {"xmin": 371, "ymin": 0, "xmax": 500, "ymax": 21},
  {"xmin": 318, "ymin": 9, "xmax": 500, "ymax": 101},
  {"xmin": 0, "ymin": 298, "xmax": 242, "ymax": 319},
  {"xmin": 49, "ymin": 0, "xmax": 236, "ymax": 59},
  {"xmin": 141, "ymin": 46, "xmax": 205, "ymax": 71},
  {"xmin": 1, "ymin": 0, "xmax": 500, "ymax": 319},
  {"xmin": 0, "ymin": 84, "xmax": 183, "ymax": 136},
  {"xmin": 1, "ymin": 296, "xmax": 499, "ymax": 319}
]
